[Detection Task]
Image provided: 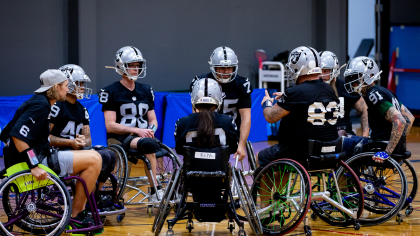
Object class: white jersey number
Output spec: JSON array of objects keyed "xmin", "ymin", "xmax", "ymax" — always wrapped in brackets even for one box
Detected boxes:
[
  {"xmin": 61, "ymin": 121, "xmax": 83, "ymax": 139},
  {"xmin": 119, "ymin": 103, "xmax": 149, "ymax": 128},
  {"xmin": 337, "ymin": 97, "xmax": 345, "ymax": 118},
  {"xmin": 307, "ymin": 102, "xmax": 338, "ymax": 125},
  {"xmin": 185, "ymin": 128, "xmax": 227, "ymax": 145},
  {"xmin": 223, "ymin": 99, "xmax": 239, "ymax": 121}
]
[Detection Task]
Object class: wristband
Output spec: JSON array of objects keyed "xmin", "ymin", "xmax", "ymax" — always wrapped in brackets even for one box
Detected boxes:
[
  {"xmin": 262, "ymin": 100, "xmax": 273, "ymax": 110},
  {"xmin": 148, "ymin": 124, "xmax": 157, "ymax": 133},
  {"xmin": 21, "ymin": 148, "xmax": 39, "ymax": 169}
]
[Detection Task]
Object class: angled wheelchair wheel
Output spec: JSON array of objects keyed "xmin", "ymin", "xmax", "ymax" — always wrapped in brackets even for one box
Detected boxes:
[
  {"xmin": 311, "ymin": 161, "xmax": 364, "ymax": 227},
  {"xmin": 0, "ymin": 170, "xmax": 71, "ymax": 236},
  {"xmin": 153, "ymin": 167, "xmax": 183, "ymax": 235},
  {"xmin": 400, "ymin": 159, "xmax": 418, "ymax": 212},
  {"xmin": 246, "ymin": 141, "xmax": 257, "ymax": 172},
  {"xmin": 156, "ymin": 147, "xmax": 181, "ymax": 190},
  {"xmin": 232, "ymin": 167, "xmax": 262, "ymax": 235},
  {"xmin": 106, "ymin": 145, "xmax": 129, "ymax": 202},
  {"xmin": 345, "ymin": 152, "xmax": 408, "ymax": 226},
  {"xmin": 250, "ymin": 159, "xmax": 311, "ymax": 236}
]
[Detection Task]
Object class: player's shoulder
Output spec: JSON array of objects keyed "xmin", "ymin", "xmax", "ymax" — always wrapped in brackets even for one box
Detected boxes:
[
  {"xmin": 215, "ymin": 113, "xmax": 235, "ymax": 125},
  {"xmin": 30, "ymin": 94, "xmax": 51, "ymax": 110},
  {"xmin": 234, "ymin": 75, "xmax": 253, "ymax": 94},
  {"xmin": 195, "ymin": 72, "xmax": 214, "ymax": 80},
  {"xmin": 101, "ymin": 81, "xmax": 121, "ymax": 93},
  {"xmin": 75, "ymin": 100, "xmax": 87, "ymax": 110}
]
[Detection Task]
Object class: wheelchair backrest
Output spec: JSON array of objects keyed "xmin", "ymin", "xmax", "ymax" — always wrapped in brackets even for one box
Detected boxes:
[
  {"xmin": 183, "ymin": 145, "xmax": 230, "ymax": 173},
  {"xmin": 308, "ymin": 137, "xmax": 343, "ymax": 156}
]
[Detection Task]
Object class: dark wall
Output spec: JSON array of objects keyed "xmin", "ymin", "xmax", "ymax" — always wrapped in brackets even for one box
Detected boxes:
[
  {"xmin": 0, "ymin": 0, "xmax": 348, "ymax": 96},
  {"xmin": 390, "ymin": 0, "xmax": 420, "ymax": 24}
]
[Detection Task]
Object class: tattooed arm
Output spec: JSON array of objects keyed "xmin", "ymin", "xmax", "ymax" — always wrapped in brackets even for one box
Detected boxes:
[
  {"xmin": 353, "ymin": 97, "xmax": 369, "ymax": 137},
  {"xmin": 261, "ymin": 90, "xmax": 290, "ymax": 123},
  {"xmin": 384, "ymin": 106, "xmax": 406, "ymax": 154},
  {"xmin": 401, "ymin": 105, "xmax": 415, "ymax": 136},
  {"xmin": 81, "ymin": 125, "xmax": 92, "ymax": 147}
]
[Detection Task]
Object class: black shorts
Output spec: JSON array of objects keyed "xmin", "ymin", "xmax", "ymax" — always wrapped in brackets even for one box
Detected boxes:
[{"xmin": 258, "ymin": 143, "xmax": 307, "ymax": 167}]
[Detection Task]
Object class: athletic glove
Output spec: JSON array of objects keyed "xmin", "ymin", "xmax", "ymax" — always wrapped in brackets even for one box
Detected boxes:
[{"xmin": 372, "ymin": 151, "xmax": 390, "ymax": 163}]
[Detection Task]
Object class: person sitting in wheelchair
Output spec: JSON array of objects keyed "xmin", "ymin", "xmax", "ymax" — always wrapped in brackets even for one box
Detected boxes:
[
  {"xmin": 342, "ymin": 56, "xmax": 415, "ymax": 162},
  {"xmin": 49, "ymin": 64, "xmax": 117, "ymax": 212},
  {"xmin": 99, "ymin": 46, "xmax": 163, "ymax": 202},
  {"xmin": 0, "ymin": 69, "xmax": 103, "ymax": 231}
]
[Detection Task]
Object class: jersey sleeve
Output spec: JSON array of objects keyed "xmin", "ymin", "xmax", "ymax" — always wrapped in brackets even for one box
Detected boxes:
[
  {"xmin": 49, "ymin": 102, "xmax": 62, "ymax": 124},
  {"xmin": 174, "ymin": 118, "xmax": 185, "ymax": 155},
  {"xmin": 275, "ymin": 88, "xmax": 296, "ymax": 112},
  {"xmin": 99, "ymin": 88, "xmax": 117, "ymax": 112},
  {"xmin": 82, "ymin": 107, "xmax": 90, "ymax": 125},
  {"xmin": 367, "ymin": 89, "xmax": 392, "ymax": 116},
  {"xmin": 237, "ymin": 78, "xmax": 253, "ymax": 109},
  {"xmin": 224, "ymin": 116, "xmax": 239, "ymax": 154},
  {"xmin": 10, "ymin": 103, "xmax": 50, "ymax": 145},
  {"xmin": 148, "ymin": 86, "xmax": 155, "ymax": 110}
]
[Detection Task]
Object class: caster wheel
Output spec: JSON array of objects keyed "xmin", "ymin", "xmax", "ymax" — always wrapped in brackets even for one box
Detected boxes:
[
  {"xmin": 238, "ymin": 229, "xmax": 246, "ymax": 236},
  {"xmin": 396, "ymin": 215, "xmax": 403, "ymax": 225},
  {"xmin": 310, "ymin": 212, "xmax": 317, "ymax": 221},
  {"xmin": 186, "ymin": 220, "xmax": 194, "ymax": 232},
  {"xmin": 147, "ymin": 205, "xmax": 154, "ymax": 217},
  {"xmin": 166, "ymin": 229, "xmax": 174, "ymax": 236},
  {"xmin": 100, "ymin": 216, "xmax": 106, "ymax": 224},
  {"xmin": 406, "ymin": 206, "xmax": 414, "ymax": 217},
  {"xmin": 304, "ymin": 225, "xmax": 312, "ymax": 236},
  {"xmin": 116, "ymin": 213, "xmax": 125, "ymax": 223},
  {"xmin": 228, "ymin": 222, "xmax": 235, "ymax": 233},
  {"xmin": 354, "ymin": 223, "xmax": 361, "ymax": 230}
]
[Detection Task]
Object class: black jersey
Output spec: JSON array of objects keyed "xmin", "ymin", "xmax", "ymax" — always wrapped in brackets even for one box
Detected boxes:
[
  {"xmin": 276, "ymin": 79, "xmax": 339, "ymax": 145},
  {"xmin": 5, "ymin": 94, "xmax": 51, "ymax": 168},
  {"xmin": 335, "ymin": 79, "xmax": 361, "ymax": 133},
  {"xmin": 50, "ymin": 100, "xmax": 89, "ymax": 140},
  {"xmin": 99, "ymin": 81, "xmax": 155, "ymax": 141},
  {"xmin": 174, "ymin": 112, "xmax": 239, "ymax": 155},
  {"xmin": 190, "ymin": 73, "xmax": 252, "ymax": 132},
  {"xmin": 365, "ymin": 85, "xmax": 402, "ymax": 140}
]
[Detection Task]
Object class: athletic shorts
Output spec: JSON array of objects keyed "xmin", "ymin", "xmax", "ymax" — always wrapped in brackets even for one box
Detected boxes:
[{"xmin": 41, "ymin": 151, "xmax": 74, "ymax": 177}]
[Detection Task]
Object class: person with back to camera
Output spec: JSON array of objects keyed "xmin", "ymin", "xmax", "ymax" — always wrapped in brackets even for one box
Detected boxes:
[
  {"xmin": 99, "ymin": 46, "xmax": 163, "ymax": 202},
  {"xmin": 0, "ymin": 69, "xmax": 103, "ymax": 232},
  {"xmin": 49, "ymin": 64, "xmax": 117, "ymax": 211},
  {"xmin": 257, "ymin": 46, "xmax": 340, "ymax": 209},
  {"xmin": 319, "ymin": 51, "xmax": 369, "ymax": 138},
  {"xmin": 190, "ymin": 47, "xmax": 251, "ymax": 163}
]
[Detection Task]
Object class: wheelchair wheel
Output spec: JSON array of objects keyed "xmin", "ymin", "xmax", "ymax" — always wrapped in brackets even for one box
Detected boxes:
[
  {"xmin": 400, "ymin": 159, "xmax": 418, "ymax": 212},
  {"xmin": 0, "ymin": 170, "xmax": 71, "ymax": 235},
  {"xmin": 156, "ymin": 144, "xmax": 182, "ymax": 191},
  {"xmin": 250, "ymin": 159, "xmax": 311, "ymax": 235},
  {"xmin": 345, "ymin": 152, "xmax": 408, "ymax": 226},
  {"xmin": 232, "ymin": 168, "xmax": 262, "ymax": 235},
  {"xmin": 153, "ymin": 167, "xmax": 182, "ymax": 235},
  {"xmin": 107, "ymin": 145, "xmax": 129, "ymax": 202},
  {"xmin": 310, "ymin": 161, "xmax": 364, "ymax": 227},
  {"xmin": 246, "ymin": 141, "xmax": 257, "ymax": 172}
]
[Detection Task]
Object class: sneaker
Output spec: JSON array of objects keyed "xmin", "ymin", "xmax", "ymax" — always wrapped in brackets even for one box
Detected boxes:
[
  {"xmin": 97, "ymin": 194, "xmax": 116, "ymax": 212},
  {"xmin": 72, "ymin": 210, "xmax": 103, "ymax": 234},
  {"xmin": 150, "ymin": 189, "xmax": 164, "ymax": 203}
]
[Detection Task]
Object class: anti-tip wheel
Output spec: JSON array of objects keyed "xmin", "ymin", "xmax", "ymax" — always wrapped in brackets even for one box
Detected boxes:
[
  {"xmin": 354, "ymin": 223, "xmax": 361, "ymax": 230},
  {"xmin": 148, "ymin": 205, "xmax": 154, "ymax": 217},
  {"xmin": 406, "ymin": 206, "xmax": 414, "ymax": 217},
  {"xmin": 238, "ymin": 229, "xmax": 246, "ymax": 236},
  {"xmin": 166, "ymin": 229, "xmax": 174, "ymax": 236},
  {"xmin": 304, "ymin": 225, "xmax": 312, "ymax": 236},
  {"xmin": 117, "ymin": 213, "xmax": 125, "ymax": 223},
  {"xmin": 310, "ymin": 212, "xmax": 317, "ymax": 221}
]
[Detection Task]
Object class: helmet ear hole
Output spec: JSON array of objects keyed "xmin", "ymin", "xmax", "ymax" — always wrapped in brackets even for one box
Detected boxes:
[{"xmin": 308, "ymin": 60, "xmax": 316, "ymax": 69}]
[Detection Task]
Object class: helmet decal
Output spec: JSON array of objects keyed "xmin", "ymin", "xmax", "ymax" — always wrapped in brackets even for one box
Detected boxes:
[{"xmin": 290, "ymin": 51, "xmax": 301, "ymax": 64}]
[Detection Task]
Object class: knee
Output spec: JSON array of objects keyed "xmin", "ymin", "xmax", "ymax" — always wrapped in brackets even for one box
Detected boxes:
[
  {"xmin": 136, "ymin": 138, "xmax": 160, "ymax": 154},
  {"xmin": 88, "ymin": 151, "xmax": 102, "ymax": 170}
]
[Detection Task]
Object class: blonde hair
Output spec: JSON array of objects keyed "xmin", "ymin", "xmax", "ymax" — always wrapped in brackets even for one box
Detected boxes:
[
  {"xmin": 330, "ymin": 78, "xmax": 339, "ymax": 97},
  {"xmin": 45, "ymin": 82, "xmax": 65, "ymax": 100}
]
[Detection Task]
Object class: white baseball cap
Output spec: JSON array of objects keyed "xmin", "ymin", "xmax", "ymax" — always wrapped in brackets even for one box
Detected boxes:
[{"xmin": 35, "ymin": 69, "xmax": 68, "ymax": 93}]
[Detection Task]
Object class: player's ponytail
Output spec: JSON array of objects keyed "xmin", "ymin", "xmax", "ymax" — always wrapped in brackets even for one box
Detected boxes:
[{"xmin": 196, "ymin": 104, "xmax": 219, "ymax": 148}]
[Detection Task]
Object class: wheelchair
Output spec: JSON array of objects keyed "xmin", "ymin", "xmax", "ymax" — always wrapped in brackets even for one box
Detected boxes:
[
  {"xmin": 107, "ymin": 138, "xmax": 181, "ymax": 216},
  {"xmin": 344, "ymin": 136, "xmax": 413, "ymax": 225},
  {"xmin": 250, "ymin": 137, "xmax": 364, "ymax": 236},
  {"xmin": 0, "ymin": 162, "xmax": 103, "ymax": 236},
  {"xmin": 152, "ymin": 145, "xmax": 262, "ymax": 236}
]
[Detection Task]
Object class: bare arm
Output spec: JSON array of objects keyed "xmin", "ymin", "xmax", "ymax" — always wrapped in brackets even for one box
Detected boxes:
[
  {"xmin": 147, "ymin": 110, "xmax": 158, "ymax": 128},
  {"xmin": 401, "ymin": 105, "xmax": 415, "ymax": 136},
  {"xmin": 353, "ymin": 97, "xmax": 369, "ymax": 137},
  {"xmin": 12, "ymin": 136, "xmax": 48, "ymax": 180},
  {"xmin": 48, "ymin": 123, "xmax": 76, "ymax": 148},
  {"xmin": 263, "ymin": 104, "xmax": 290, "ymax": 123},
  {"xmin": 384, "ymin": 106, "xmax": 406, "ymax": 154},
  {"xmin": 82, "ymin": 125, "xmax": 92, "ymax": 147},
  {"xmin": 238, "ymin": 108, "xmax": 251, "ymax": 147}
]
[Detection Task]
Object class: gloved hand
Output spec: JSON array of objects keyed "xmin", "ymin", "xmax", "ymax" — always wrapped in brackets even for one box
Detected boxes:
[{"xmin": 372, "ymin": 151, "xmax": 390, "ymax": 163}]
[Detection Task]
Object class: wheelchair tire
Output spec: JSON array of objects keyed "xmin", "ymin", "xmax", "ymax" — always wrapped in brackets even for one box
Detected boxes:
[
  {"xmin": 106, "ymin": 145, "xmax": 129, "ymax": 203},
  {"xmin": 310, "ymin": 160, "xmax": 364, "ymax": 227},
  {"xmin": 0, "ymin": 170, "xmax": 71, "ymax": 236},
  {"xmin": 345, "ymin": 152, "xmax": 408, "ymax": 226},
  {"xmin": 153, "ymin": 167, "xmax": 182, "ymax": 235},
  {"xmin": 246, "ymin": 141, "xmax": 257, "ymax": 172},
  {"xmin": 250, "ymin": 159, "xmax": 312, "ymax": 236},
  {"xmin": 400, "ymin": 159, "xmax": 418, "ymax": 211}
]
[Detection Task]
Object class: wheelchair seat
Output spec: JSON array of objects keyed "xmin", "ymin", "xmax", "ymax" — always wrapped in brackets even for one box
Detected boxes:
[{"xmin": 307, "ymin": 137, "xmax": 347, "ymax": 171}]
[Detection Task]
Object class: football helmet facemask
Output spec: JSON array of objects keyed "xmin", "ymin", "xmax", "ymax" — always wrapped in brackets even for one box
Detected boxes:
[
  {"xmin": 59, "ymin": 64, "xmax": 92, "ymax": 99},
  {"xmin": 191, "ymin": 78, "xmax": 224, "ymax": 110},
  {"xmin": 286, "ymin": 46, "xmax": 322, "ymax": 82},
  {"xmin": 319, "ymin": 51, "xmax": 340, "ymax": 84},
  {"xmin": 114, "ymin": 46, "xmax": 146, "ymax": 81},
  {"xmin": 344, "ymin": 56, "xmax": 382, "ymax": 93},
  {"xmin": 209, "ymin": 46, "xmax": 238, "ymax": 83}
]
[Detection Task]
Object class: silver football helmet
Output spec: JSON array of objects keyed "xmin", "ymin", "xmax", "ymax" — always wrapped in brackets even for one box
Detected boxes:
[
  {"xmin": 191, "ymin": 78, "xmax": 224, "ymax": 110},
  {"xmin": 286, "ymin": 46, "xmax": 322, "ymax": 82},
  {"xmin": 320, "ymin": 51, "xmax": 340, "ymax": 84},
  {"xmin": 59, "ymin": 64, "xmax": 92, "ymax": 99},
  {"xmin": 344, "ymin": 56, "xmax": 382, "ymax": 93},
  {"xmin": 114, "ymin": 46, "xmax": 146, "ymax": 81},
  {"xmin": 209, "ymin": 46, "xmax": 238, "ymax": 83}
]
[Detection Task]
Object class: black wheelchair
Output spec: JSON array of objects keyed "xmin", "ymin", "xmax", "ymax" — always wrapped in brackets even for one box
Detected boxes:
[
  {"xmin": 107, "ymin": 138, "xmax": 181, "ymax": 216},
  {"xmin": 250, "ymin": 137, "xmax": 364, "ymax": 236},
  {"xmin": 152, "ymin": 145, "xmax": 262, "ymax": 236},
  {"xmin": 344, "ymin": 136, "xmax": 413, "ymax": 225}
]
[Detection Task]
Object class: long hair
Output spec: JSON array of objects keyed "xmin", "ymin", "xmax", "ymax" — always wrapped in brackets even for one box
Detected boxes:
[
  {"xmin": 38, "ymin": 82, "xmax": 66, "ymax": 100},
  {"xmin": 196, "ymin": 104, "xmax": 219, "ymax": 148}
]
